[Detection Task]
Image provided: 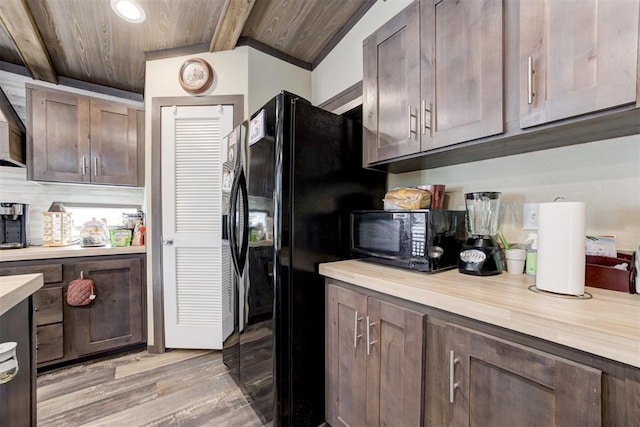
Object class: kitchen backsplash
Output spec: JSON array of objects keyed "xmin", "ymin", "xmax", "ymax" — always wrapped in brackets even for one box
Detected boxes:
[
  {"xmin": 387, "ymin": 134, "xmax": 640, "ymax": 251},
  {"xmin": 0, "ymin": 166, "xmax": 144, "ymax": 245}
]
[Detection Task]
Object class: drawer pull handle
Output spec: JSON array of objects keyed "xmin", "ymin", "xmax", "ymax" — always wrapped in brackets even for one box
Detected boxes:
[
  {"xmin": 366, "ymin": 316, "xmax": 376, "ymax": 356},
  {"xmin": 449, "ymin": 350, "xmax": 460, "ymax": 403},
  {"xmin": 353, "ymin": 311, "xmax": 363, "ymax": 348},
  {"xmin": 527, "ymin": 56, "xmax": 535, "ymax": 105},
  {"xmin": 408, "ymin": 106, "xmax": 417, "ymax": 140}
]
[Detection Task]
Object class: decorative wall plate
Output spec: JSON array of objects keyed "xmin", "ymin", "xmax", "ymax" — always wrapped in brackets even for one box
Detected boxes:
[{"xmin": 178, "ymin": 58, "xmax": 213, "ymax": 94}]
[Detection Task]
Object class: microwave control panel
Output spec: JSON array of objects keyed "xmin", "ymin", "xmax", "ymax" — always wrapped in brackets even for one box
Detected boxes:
[{"xmin": 410, "ymin": 213, "xmax": 426, "ymax": 257}]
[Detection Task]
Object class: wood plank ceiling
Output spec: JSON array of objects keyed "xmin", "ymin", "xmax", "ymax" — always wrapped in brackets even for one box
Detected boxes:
[{"xmin": 0, "ymin": 0, "xmax": 373, "ymax": 95}]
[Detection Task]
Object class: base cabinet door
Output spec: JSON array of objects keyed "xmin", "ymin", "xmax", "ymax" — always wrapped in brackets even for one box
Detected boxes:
[
  {"xmin": 69, "ymin": 258, "xmax": 144, "ymax": 356},
  {"xmin": 365, "ymin": 297, "xmax": 424, "ymax": 426},
  {"xmin": 326, "ymin": 283, "xmax": 368, "ymax": 427},
  {"xmin": 0, "ymin": 298, "xmax": 35, "ymax": 426},
  {"xmin": 326, "ymin": 281, "xmax": 425, "ymax": 427},
  {"xmin": 447, "ymin": 324, "xmax": 602, "ymax": 426}
]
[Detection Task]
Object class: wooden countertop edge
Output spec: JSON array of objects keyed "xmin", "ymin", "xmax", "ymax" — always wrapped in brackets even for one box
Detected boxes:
[
  {"xmin": 319, "ymin": 259, "xmax": 640, "ymax": 369},
  {"xmin": 0, "ymin": 245, "xmax": 146, "ymax": 262},
  {"xmin": 0, "ymin": 273, "xmax": 44, "ymax": 316}
]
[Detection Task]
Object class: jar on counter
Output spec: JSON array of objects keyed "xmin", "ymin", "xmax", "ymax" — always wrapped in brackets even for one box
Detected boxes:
[{"xmin": 80, "ymin": 218, "xmax": 109, "ymax": 247}]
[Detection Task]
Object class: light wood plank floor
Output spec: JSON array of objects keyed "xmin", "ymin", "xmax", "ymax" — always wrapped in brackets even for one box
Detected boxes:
[{"xmin": 37, "ymin": 349, "xmax": 268, "ymax": 426}]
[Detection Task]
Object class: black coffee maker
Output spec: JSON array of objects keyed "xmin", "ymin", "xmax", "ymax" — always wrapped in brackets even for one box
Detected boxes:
[{"xmin": 0, "ymin": 203, "xmax": 29, "ymax": 249}]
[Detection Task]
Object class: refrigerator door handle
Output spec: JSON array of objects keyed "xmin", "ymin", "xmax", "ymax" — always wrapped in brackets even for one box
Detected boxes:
[
  {"xmin": 221, "ymin": 214, "xmax": 229, "ymax": 241},
  {"xmin": 229, "ymin": 167, "xmax": 241, "ymax": 275},
  {"xmin": 237, "ymin": 168, "xmax": 249, "ymax": 273},
  {"xmin": 229, "ymin": 166, "xmax": 249, "ymax": 275}
]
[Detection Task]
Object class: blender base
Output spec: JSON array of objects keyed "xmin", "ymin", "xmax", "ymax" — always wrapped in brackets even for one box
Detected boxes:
[{"xmin": 458, "ymin": 237, "xmax": 503, "ymax": 276}]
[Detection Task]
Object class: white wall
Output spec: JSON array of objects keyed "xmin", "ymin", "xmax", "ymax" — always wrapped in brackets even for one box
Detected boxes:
[
  {"xmin": 248, "ymin": 48, "xmax": 311, "ymax": 114},
  {"xmin": 388, "ymin": 136, "xmax": 640, "ymax": 251},
  {"xmin": 311, "ymin": 0, "xmax": 413, "ymax": 106},
  {"xmin": 310, "ymin": 0, "xmax": 640, "ymax": 253},
  {"xmin": 143, "ymin": 46, "xmax": 311, "ymax": 345}
]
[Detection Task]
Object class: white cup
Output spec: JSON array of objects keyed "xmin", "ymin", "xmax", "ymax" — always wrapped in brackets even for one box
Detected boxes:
[{"xmin": 505, "ymin": 249, "xmax": 526, "ymax": 274}]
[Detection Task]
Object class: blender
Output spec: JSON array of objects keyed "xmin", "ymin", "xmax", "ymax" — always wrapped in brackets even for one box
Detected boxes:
[{"xmin": 458, "ymin": 192, "xmax": 503, "ymax": 276}]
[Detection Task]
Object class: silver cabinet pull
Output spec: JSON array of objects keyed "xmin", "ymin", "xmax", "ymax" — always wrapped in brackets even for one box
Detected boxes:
[
  {"xmin": 81, "ymin": 156, "xmax": 87, "ymax": 176},
  {"xmin": 407, "ymin": 106, "xmax": 417, "ymax": 140},
  {"xmin": 366, "ymin": 316, "xmax": 377, "ymax": 356},
  {"xmin": 422, "ymin": 99, "xmax": 432, "ymax": 134},
  {"xmin": 527, "ymin": 56, "xmax": 535, "ymax": 105},
  {"xmin": 353, "ymin": 311, "xmax": 363, "ymax": 348},
  {"xmin": 449, "ymin": 350, "xmax": 460, "ymax": 403},
  {"xmin": 94, "ymin": 157, "xmax": 99, "ymax": 176},
  {"xmin": 163, "ymin": 239, "xmax": 174, "ymax": 245}
]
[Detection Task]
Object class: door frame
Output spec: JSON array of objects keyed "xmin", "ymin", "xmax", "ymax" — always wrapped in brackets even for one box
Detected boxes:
[{"xmin": 149, "ymin": 95, "xmax": 244, "ymax": 353}]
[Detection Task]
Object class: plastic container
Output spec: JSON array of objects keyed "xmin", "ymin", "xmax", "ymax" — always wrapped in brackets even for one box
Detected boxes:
[
  {"xmin": 109, "ymin": 229, "xmax": 132, "ymax": 247},
  {"xmin": 505, "ymin": 249, "xmax": 526, "ymax": 274},
  {"xmin": 525, "ymin": 233, "xmax": 538, "ymax": 276}
]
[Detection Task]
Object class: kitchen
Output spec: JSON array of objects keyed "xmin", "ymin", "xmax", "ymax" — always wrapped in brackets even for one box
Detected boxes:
[{"xmin": 1, "ymin": 0, "xmax": 639, "ymax": 426}]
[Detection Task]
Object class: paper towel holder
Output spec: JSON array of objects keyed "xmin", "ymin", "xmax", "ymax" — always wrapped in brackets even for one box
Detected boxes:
[{"xmin": 528, "ymin": 285, "xmax": 592, "ymax": 299}]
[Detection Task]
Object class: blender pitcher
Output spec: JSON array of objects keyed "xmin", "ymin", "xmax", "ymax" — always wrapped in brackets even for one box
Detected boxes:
[{"xmin": 459, "ymin": 192, "xmax": 503, "ymax": 275}]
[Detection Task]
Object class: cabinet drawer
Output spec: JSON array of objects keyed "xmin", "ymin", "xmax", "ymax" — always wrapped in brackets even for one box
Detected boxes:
[
  {"xmin": 33, "ymin": 287, "xmax": 63, "ymax": 326},
  {"xmin": 0, "ymin": 263, "xmax": 62, "ymax": 284},
  {"xmin": 36, "ymin": 323, "xmax": 64, "ymax": 364}
]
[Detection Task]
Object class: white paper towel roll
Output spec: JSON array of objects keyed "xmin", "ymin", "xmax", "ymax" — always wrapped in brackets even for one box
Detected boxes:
[{"xmin": 536, "ymin": 202, "xmax": 586, "ymax": 295}]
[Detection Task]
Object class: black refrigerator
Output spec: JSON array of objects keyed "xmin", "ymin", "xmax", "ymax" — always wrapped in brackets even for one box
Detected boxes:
[{"xmin": 223, "ymin": 91, "xmax": 385, "ymax": 426}]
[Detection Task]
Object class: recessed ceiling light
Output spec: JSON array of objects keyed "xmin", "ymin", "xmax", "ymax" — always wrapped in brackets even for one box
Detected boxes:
[{"xmin": 111, "ymin": 0, "xmax": 146, "ymax": 23}]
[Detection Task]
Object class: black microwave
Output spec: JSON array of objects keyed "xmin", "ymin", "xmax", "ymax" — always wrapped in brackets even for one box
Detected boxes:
[{"xmin": 350, "ymin": 210, "xmax": 467, "ymax": 272}]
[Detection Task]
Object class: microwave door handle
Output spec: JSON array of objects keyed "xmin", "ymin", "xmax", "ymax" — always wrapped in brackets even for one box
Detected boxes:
[{"xmin": 352, "ymin": 247, "xmax": 405, "ymax": 261}]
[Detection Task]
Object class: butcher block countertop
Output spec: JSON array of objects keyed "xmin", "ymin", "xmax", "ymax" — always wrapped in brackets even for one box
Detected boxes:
[
  {"xmin": 0, "ymin": 244, "xmax": 146, "ymax": 262},
  {"xmin": 0, "ymin": 273, "xmax": 43, "ymax": 316},
  {"xmin": 319, "ymin": 259, "xmax": 640, "ymax": 369}
]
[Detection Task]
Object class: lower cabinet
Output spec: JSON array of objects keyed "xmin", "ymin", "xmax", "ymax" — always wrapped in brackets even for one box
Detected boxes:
[
  {"xmin": 0, "ymin": 298, "xmax": 36, "ymax": 426},
  {"xmin": 429, "ymin": 320, "xmax": 602, "ymax": 426},
  {"xmin": 68, "ymin": 258, "xmax": 144, "ymax": 356},
  {"xmin": 326, "ymin": 278, "xmax": 638, "ymax": 427},
  {"xmin": 326, "ymin": 281, "xmax": 425, "ymax": 427},
  {"xmin": 0, "ymin": 254, "xmax": 146, "ymax": 369}
]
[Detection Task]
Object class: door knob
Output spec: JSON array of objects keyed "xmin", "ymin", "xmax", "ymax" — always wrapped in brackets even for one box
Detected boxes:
[{"xmin": 163, "ymin": 239, "xmax": 174, "ymax": 245}]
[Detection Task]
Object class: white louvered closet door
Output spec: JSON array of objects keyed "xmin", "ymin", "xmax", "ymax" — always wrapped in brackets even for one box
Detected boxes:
[{"xmin": 161, "ymin": 105, "xmax": 233, "ymax": 349}]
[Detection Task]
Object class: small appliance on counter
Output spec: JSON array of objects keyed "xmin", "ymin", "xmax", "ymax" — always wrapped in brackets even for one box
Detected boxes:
[
  {"xmin": 351, "ymin": 209, "xmax": 467, "ymax": 272},
  {"xmin": 0, "ymin": 203, "xmax": 29, "ymax": 249},
  {"xmin": 458, "ymin": 192, "xmax": 503, "ymax": 276}
]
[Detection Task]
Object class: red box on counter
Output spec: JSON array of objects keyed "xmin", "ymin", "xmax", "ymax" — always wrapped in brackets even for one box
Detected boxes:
[{"xmin": 585, "ymin": 252, "xmax": 636, "ymax": 293}]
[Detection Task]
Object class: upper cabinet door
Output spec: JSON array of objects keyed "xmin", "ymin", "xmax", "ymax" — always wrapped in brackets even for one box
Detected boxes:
[
  {"xmin": 363, "ymin": 2, "xmax": 421, "ymax": 165},
  {"xmin": 28, "ymin": 87, "xmax": 91, "ymax": 183},
  {"xmin": 421, "ymin": 0, "xmax": 504, "ymax": 150},
  {"xmin": 90, "ymin": 99, "xmax": 139, "ymax": 186},
  {"xmin": 520, "ymin": 0, "xmax": 640, "ymax": 128}
]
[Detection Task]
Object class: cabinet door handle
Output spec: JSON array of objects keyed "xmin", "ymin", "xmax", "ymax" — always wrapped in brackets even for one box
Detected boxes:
[
  {"xmin": 81, "ymin": 156, "xmax": 87, "ymax": 176},
  {"xmin": 353, "ymin": 311, "xmax": 363, "ymax": 348},
  {"xmin": 94, "ymin": 157, "xmax": 99, "ymax": 176},
  {"xmin": 422, "ymin": 99, "xmax": 432, "ymax": 134},
  {"xmin": 163, "ymin": 238, "xmax": 174, "ymax": 246},
  {"xmin": 408, "ymin": 106, "xmax": 417, "ymax": 140},
  {"xmin": 527, "ymin": 56, "xmax": 535, "ymax": 105},
  {"xmin": 449, "ymin": 350, "xmax": 460, "ymax": 403},
  {"xmin": 366, "ymin": 316, "xmax": 377, "ymax": 356}
]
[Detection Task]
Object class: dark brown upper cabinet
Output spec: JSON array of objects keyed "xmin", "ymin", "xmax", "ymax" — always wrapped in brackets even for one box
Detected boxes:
[
  {"xmin": 27, "ymin": 85, "xmax": 144, "ymax": 187},
  {"xmin": 520, "ymin": 0, "xmax": 640, "ymax": 128},
  {"xmin": 363, "ymin": 2, "xmax": 421, "ymax": 164},
  {"xmin": 363, "ymin": 0, "xmax": 504, "ymax": 166}
]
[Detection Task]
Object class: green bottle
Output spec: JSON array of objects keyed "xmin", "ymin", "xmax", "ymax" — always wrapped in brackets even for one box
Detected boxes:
[{"xmin": 525, "ymin": 233, "xmax": 537, "ymax": 276}]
